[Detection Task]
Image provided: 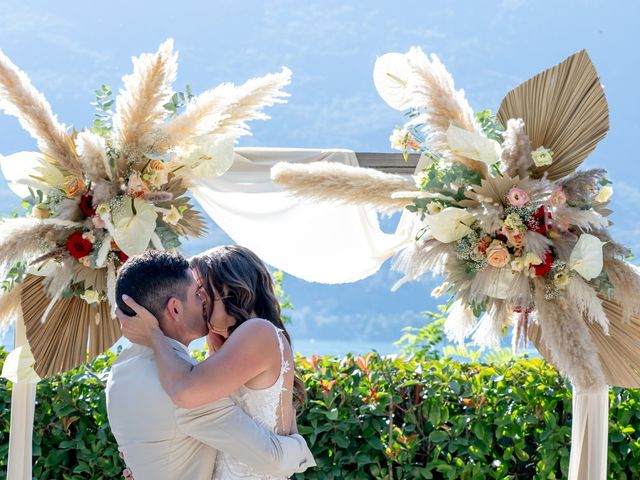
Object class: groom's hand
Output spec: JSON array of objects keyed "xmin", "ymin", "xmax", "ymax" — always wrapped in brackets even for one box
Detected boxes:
[{"xmin": 116, "ymin": 295, "xmax": 163, "ymax": 346}]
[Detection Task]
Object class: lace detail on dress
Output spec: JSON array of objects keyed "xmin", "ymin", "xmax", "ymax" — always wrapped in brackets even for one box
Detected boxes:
[{"xmin": 213, "ymin": 323, "xmax": 291, "ymax": 480}]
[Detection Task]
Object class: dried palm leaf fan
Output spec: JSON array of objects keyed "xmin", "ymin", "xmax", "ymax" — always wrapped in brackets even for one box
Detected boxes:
[
  {"xmin": 0, "ymin": 39, "xmax": 291, "ymax": 378},
  {"xmin": 497, "ymin": 50, "xmax": 609, "ymax": 181},
  {"xmin": 20, "ymin": 275, "xmax": 118, "ymax": 377}
]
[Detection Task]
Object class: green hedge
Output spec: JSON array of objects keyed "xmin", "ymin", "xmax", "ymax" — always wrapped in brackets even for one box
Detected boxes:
[{"xmin": 2, "ymin": 348, "xmax": 640, "ymax": 479}]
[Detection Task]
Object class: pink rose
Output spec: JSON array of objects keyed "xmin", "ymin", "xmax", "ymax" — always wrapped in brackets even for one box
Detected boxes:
[
  {"xmin": 507, "ymin": 187, "xmax": 529, "ymax": 208},
  {"xmin": 500, "ymin": 225, "xmax": 524, "ymax": 248},
  {"xmin": 550, "ymin": 187, "xmax": 567, "ymax": 207},
  {"xmin": 92, "ymin": 215, "xmax": 106, "ymax": 229},
  {"xmin": 486, "ymin": 241, "xmax": 510, "ymax": 268}
]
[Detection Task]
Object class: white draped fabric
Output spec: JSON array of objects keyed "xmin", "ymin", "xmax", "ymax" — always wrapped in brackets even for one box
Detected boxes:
[
  {"xmin": 4, "ymin": 313, "xmax": 37, "ymax": 480},
  {"xmin": 568, "ymin": 387, "xmax": 609, "ymax": 480},
  {"xmin": 190, "ymin": 148, "xmax": 413, "ymax": 283}
]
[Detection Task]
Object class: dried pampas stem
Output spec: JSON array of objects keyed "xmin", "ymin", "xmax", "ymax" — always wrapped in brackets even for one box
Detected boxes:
[
  {"xmin": 567, "ymin": 276, "xmax": 609, "ymax": 334},
  {"xmin": 472, "ymin": 300, "xmax": 508, "ymax": 348},
  {"xmin": 603, "ymin": 257, "xmax": 640, "ymax": 322},
  {"xmin": 405, "ymin": 47, "xmax": 486, "ymax": 176},
  {"xmin": 501, "ymin": 118, "xmax": 533, "ymax": 179},
  {"xmin": 158, "ymin": 82, "xmax": 235, "ymax": 148},
  {"xmin": 391, "ymin": 239, "xmax": 453, "ymax": 291},
  {"xmin": 271, "ymin": 161, "xmax": 415, "ymax": 213},
  {"xmin": 0, "ymin": 218, "xmax": 77, "ymax": 276},
  {"xmin": 112, "ymin": 38, "xmax": 177, "ymax": 158},
  {"xmin": 445, "ymin": 298, "xmax": 476, "ymax": 345},
  {"xmin": 0, "ymin": 286, "xmax": 21, "ymax": 332},
  {"xmin": 533, "ymin": 282, "xmax": 606, "ymax": 392},
  {"xmin": 210, "ymin": 67, "xmax": 291, "ymax": 138},
  {"xmin": 76, "ymin": 130, "xmax": 111, "ymax": 183},
  {"xmin": 0, "ymin": 49, "xmax": 79, "ymax": 173}
]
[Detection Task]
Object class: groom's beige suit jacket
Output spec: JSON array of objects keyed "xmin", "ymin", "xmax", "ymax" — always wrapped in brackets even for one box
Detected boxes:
[{"xmin": 106, "ymin": 339, "xmax": 315, "ymax": 480}]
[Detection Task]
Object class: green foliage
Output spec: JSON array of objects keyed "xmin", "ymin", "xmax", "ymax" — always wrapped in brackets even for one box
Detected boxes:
[
  {"xmin": 91, "ymin": 85, "xmax": 114, "ymax": 138},
  {"xmin": 0, "ymin": 261, "xmax": 26, "ymax": 293},
  {"xmin": 2, "ymin": 347, "xmax": 640, "ymax": 479},
  {"xmin": 475, "ymin": 110, "xmax": 505, "ymax": 143},
  {"xmin": 163, "ymin": 85, "xmax": 194, "ymax": 116},
  {"xmin": 407, "ymin": 159, "xmax": 482, "ymax": 221},
  {"xmin": 273, "ymin": 269, "xmax": 295, "ymax": 324},
  {"xmin": 395, "ymin": 308, "xmax": 446, "ymax": 359}
]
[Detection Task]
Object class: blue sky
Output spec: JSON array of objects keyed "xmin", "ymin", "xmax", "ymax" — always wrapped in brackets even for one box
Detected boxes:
[{"xmin": 1, "ymin": 0, "xmax": 639, "ymax": 352}]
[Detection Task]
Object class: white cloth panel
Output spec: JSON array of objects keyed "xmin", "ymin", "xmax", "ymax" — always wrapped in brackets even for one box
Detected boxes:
[
  {"xmin": 6, "ymin": 311, "xmax": 37, "ymax": 480},
  {"xmin": 568, "ymin": 386, "xmax": 609, "ymax": 480},
  {"xmin": 190, "ymin": 148, "xmax": 411, "ymax": 283}
]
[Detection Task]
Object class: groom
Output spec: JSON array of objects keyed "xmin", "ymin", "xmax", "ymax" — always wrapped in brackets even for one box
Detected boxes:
[{"xmin": 106, "ymin": 250, "xmax": 314, "ymax": 479}]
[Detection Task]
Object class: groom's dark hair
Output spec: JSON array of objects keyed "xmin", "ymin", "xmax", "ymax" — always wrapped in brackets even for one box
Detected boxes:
[{"xmin": 116, "ymin": 250, "xmax": 192, "ymax": 321}]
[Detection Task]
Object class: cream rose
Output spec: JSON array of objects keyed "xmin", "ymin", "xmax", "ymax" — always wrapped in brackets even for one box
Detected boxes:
[
  {"xmin": 486, "ymin": 241, "xmax": 510, "ymax": 268},
  {"xmin": 163, "ymin": 205, "xmax": 183, "ymax": 226},
  {"xmin": 594, "ymin": 185, "xmax": 613, "ymax": 203},
  {"xmin": 503, "ymin": 213, "xmax": 524, "ymax": 230},
  {"xmin": 531, "ymin": 147, "xmax": 553, "ymax": 167},
  {"xmin": 80, "ymin": 289, "xmax": 100, "ymax": 304},
  {"xmin": 554, "ymin": 271, "xmax": 570, "ymax": 289}
]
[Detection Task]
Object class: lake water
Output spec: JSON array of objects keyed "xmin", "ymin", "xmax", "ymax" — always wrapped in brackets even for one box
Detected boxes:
[{"xmin": 1, "ymin": 328, "xmax": 399, "ymax": 358}]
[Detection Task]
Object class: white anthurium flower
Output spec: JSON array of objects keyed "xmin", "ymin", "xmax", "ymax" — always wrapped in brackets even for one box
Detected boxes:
[
  {"xmin": 446, "ymin": 125, "xmax": 502, "ymax": 165},
  {"xmin": 570, "ymin": 233, "xmax": 605, "ymax": 280},
  {"xmin": 0, "ymin": 151, "xmax": 64, "ymax": 198},
  {"xmin": 112, "ymin": 197, "xmax": 158, "ymax": 257},
  {"xmin": 150, "ymin": 231, "xmax": 164, "ymax": 251},
  {"xmin": 175, "ymin": 135, "xmax": 235, "ymax": 180},
  {"xmin": 373, "ymin": 52, "xmax": 414, "ymax": 111},
  {"xmin": 26, "ymin": 259, "xmax": 58, "ymax": 277},
  {"xmin": 425, "ymin": 207, "xmax": 474, "ymax": 243},
  {"xmin": 1, "ymin": 344, "xmax": 41, "ymax": 384},
  {"xmin": 95, "ymin": 234, "xmax": 112, "ymax": 268}
]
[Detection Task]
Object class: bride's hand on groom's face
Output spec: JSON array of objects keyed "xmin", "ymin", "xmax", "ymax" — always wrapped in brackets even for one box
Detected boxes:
[{"xmin": 116, "ymin": 295, "xmax": 162, "ymax": 346}]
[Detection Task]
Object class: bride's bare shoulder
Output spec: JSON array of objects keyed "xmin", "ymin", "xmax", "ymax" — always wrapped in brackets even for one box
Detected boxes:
[{"xmin": 232, "ymin": 318, "xmax": 278, "ymax": 339}]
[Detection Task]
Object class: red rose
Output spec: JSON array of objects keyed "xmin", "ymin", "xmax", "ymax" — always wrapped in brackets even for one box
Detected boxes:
[
  {"xmin": 79, "ymin": 193, "xmax": 96, "ymax": 217},
  {"xmin": 66, "ymin": 231, "xmax": 93, "ymax": 259},
  {"xmin": 529, "ymin": 206, "xmax": 550, "ymax": 235},
  {"xmin": 532, "ymin": 250, "xmax": 554, "ymax": 276}
]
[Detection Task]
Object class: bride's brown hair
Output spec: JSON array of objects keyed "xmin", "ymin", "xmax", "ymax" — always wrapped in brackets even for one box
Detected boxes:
[{"xmin": 190, "ymin": 245, "xmax": 306, "ymax": 407}]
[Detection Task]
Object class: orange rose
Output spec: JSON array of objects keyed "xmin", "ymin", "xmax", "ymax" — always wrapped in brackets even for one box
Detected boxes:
[
  {"xmin": 63, "ymin": 176, "xmax": 86, "ymax": 197},
  {"xmin": 486, "ymin": 241, "xmax": 510, "ymax": 268},
  {"xmin": 148, "ymin": 160, "xmax": 166, "ymax": 171}
]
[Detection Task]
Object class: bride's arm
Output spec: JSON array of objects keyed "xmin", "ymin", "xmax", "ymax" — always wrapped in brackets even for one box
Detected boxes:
[{"xmin": 118, "ymin": 296, "xmax": 275, "ymax": 409}]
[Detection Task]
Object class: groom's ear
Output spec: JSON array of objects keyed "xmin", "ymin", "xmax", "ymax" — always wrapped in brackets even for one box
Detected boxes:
[{"xmin": 165, "ymin": 297, "xmax": 183, "ymax": 323}]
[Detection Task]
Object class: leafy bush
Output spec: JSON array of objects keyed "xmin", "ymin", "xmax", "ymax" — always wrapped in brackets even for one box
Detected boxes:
[{"xmin": 2, "ymin": 348, "xmax": 640, "ymax": 479}]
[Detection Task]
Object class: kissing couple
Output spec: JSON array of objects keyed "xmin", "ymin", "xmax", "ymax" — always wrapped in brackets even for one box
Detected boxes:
[{"xmin": 106, "ymin": 245, "xmax": 316, "ymax": 479}]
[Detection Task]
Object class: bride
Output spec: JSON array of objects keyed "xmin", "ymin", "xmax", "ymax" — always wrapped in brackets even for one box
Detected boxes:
[{"xmin": 118, "ymin": 245, "xmax": 306, "ymax": 479}]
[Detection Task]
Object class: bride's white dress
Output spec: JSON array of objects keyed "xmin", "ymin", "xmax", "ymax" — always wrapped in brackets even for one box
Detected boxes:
[{"xmin": 213, "ymin": 324, "xmax": 292, "ymax": 479}]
